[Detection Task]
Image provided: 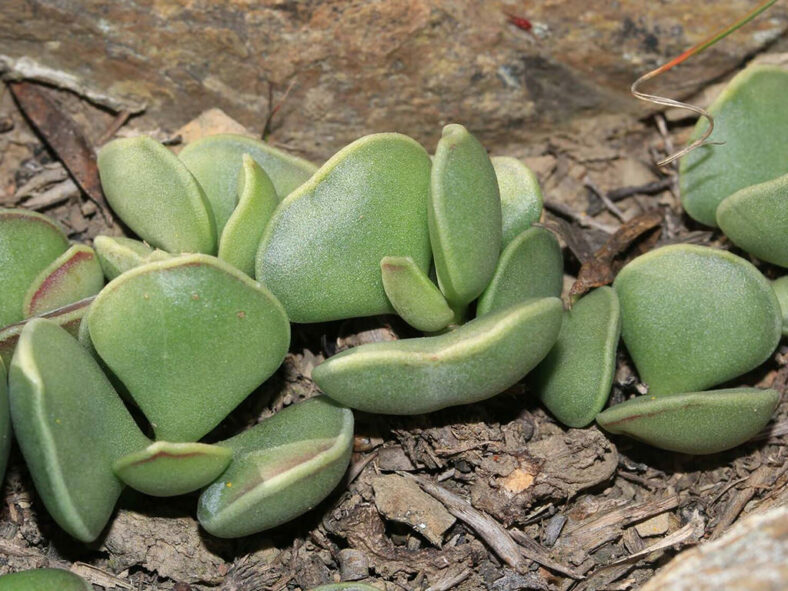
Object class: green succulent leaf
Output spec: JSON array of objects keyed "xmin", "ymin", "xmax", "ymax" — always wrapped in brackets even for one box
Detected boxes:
[
  {"xmin": 8, "ymin": 319, "xmax": 149, "ymax": 542},
  {"xmin": 613, "ymin": 245, "xmax": 782, "ymax": 396},
  {"xmin": 717, "ymin": 173, "xmax": 788, "ymax": 268},
  {"xmin": 22, "ymin": 244, "xmax": 103, "ymax": 318},
  {"xmin": 0, "ymin": 297, "xmax": 92, "ymax": 368},
  {"xmin": 257, "ymin": 133, "xmax": 432, "ymax": 322},
  {"xmin": 476, "ymin": 226, "xmax": 563, "ymax": 317},
  {"xmin": 0, "ymin": 359, "xmax": 10, "ymax": 487},
  {"xmin": 596, "ymin": 388, "xmax": 779, "ymax": 455},
  {"xmin": 679, "ymin": 65, "xmax": 788, "ymax": 227},
  {"xmin": 312, "ymin": 297, "xmax": 563, "ymax": 415},
  {"xmin": 492, "ymin": 156, "xmax": 543, "ymax": 247},
  {"xmin": 218, "ymin": 155, "xmax": 279, "ymax": 276},
  {"xmin": 179, "ymin": 133, "xmax": 317, "ymax": 233},
  {"xmin": 380, "ymin": 256, "xmax": 453, "ymax": 332},
  {"xmin": 93, "ymin": 235, "xmax": 171, "ymax": 280},
  {"xmin": 113, "ymin": 441, "xmax": 232, "ymax": 497},
  {"xmin": 773, "ymin": 276, "xmax": 788, "ymax": 337},
  {"xmin": 429, "ymin": 124, "xmax": 501, "ymax": 308},
  {"xmin": 88, "ymin": 254, "xmax": 290, "ymax": 442},
  {"xmin": 0, "ymin": 209, "xmax": 69, "ymax": 328},
  {"xmin": 532, "ymin": 286, "xmax": 620, "ymax": 428},
  {"xmin": 0, "ymin": 568, "xmax": 92, "ymax": 591},
  {"xmin": 198, "ymin": 397, "xmax": 353, "ymax": 538},
  {"xmin": 97, "ymin": 136, "xmax": 217, "ymax": 254}
]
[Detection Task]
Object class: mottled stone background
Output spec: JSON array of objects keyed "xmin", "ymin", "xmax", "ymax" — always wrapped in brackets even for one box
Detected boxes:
[{"xmin": 2, "ymin": 1, "xmax": 787, "ymax": 159}]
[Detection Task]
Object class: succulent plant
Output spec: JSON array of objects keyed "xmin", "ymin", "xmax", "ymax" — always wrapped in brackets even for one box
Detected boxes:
[
  {"xmin": 0, "ymin": 209, "xmax": 69, "ymax": 328},
  {"xmin": 613, "ymin": 244, "xmax": 781, "ymax": 396},
  {"xmin": 679, "ymin": 65, "xmax": 788, "ymax": 227},
  {"xmin": 0, "ymin": 568, "xmax": 92, "ymax": 590},
  {"xmin": 0, "ymin": 88, "xmax": 783, "ymax": 548},
  {"xmin": 597, "ymin": 387, "xmax": 779, "ymax": 455},
  {"xmin": 774, "ymin": 276, "xmax": 788, "ymax": 336},
  {"xmin": 87, "ymin": 254, "xmax": 290, "ymax": 442},
  {"xmin": 532, "ymin": 286, "xmax": 620, "ymax": 428},
  {"xmin": 256, "ymin": 133, "xmax": 432, "ymax": 323}
]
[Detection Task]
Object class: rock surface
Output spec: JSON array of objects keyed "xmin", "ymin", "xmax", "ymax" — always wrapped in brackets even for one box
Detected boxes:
[
  {"xmin": 641, "ymin": 506, "xmax": 788, "ymax": 591},
  {"xmin": 2, "ymin": 1, "xmax": 787, "ymax": 159}
]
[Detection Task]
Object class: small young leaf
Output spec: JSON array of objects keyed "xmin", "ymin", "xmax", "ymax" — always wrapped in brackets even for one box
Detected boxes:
[
  {"xmin": 179, "ymin": 133, "xmax": 317, "ymax": 232},
  {"xmin": 381, "ymin": 256, "xmax": 453, "ymax": 332},
  {"xmin": 492, "ymin": 156, "xmax": 543, "ymax": 247},
  {"xmin": 717, "ymin": 173, "xmax": 788, "ymax": 268},
  {"xmin": 476, "ymin": 226, "xmax": 563, "ymax": 317},
  {"xmin": 218, "ymin": 155, "xmax": 279, "ymax": 276},
  {"xmin": 0, "ymin": 209, "xmax": 69, "ymax": 328},
  {"xmin": 596, "ymin": 388, "xmax": 779, "ymax": 454},
  {"xmin": 614, "ymin": 245, "xmax": 781, "ymax": 396},
  {"xmin": 0, "ymin": 359, "xmax": 10, "ymax": 487},
  {"xmin": 774, "ymin": 276, "xmax": 788, "ymax": 337},
  {"xmin": 429, "ymin": 124, "xmax": 501, "ymax": 308},
  {"xmin": 0, "ymin": 297, "xmax": 92, "ymax": 368},
  {"xmin": 257, "ymin": 133, "xmax": 432, "ymax": 322},
  {"xmin": 531, "ymin": 287, "xmax": 620, "ymax": 428},
  {"xmin": 23, "ymin": 244, "xmax": 103, "ymax": 318},
  {"xmin": 0, "ymin": 568, "xmax": 92, "ymax": 591},
  {"xmin": 8, "ymin": 319, "xmax": 149, "ymax": 542},
  {"xmin": 97, "ymin": 136, "xmax": 217, "ymax": 254},
  {"xmin": 113, "ymin": 441, "xmax": 232, "ymax": 497},
  {"xmin": 680, "ymin": 65, "xmax": 788, "ymax": 227},
  {"xmin": 198, "ymin": 397, "xmax": 353, "ymax": 538},
  {"xmin": 93, "ymin": 235, "xmax": 171, "ymax": 280},
  {"xmin": 88, "ymin": 255, "xmax": 290, "ymax": 442},
  {"xmin": 312, "ymin": 298, "xmax": 563, "ymax": 415}
]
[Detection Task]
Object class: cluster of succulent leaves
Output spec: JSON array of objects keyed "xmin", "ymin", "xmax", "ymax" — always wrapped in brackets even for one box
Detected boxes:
[{"xmin": 0, "ymin": 64, "xmax": 785, "ymax": 560}]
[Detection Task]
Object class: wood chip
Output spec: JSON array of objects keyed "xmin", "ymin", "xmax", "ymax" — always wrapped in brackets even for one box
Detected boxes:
[
  {"xmin": 8, "ymin": 81, "xmax": 112, "ymax": 221},
  {"xmin": 569, "ymin": 209, "xmax": 664, "ymax": 299},
  {"xmin": 405, "ymin": 473, "xmax": 528, "ymax": 572},
  {"xmin": 373, "ymin": 474, "xmax": 456, "ymax": 547},
  {"xmin": 635, "ymin": 513, "xmax": 671, "ymax": 538}
]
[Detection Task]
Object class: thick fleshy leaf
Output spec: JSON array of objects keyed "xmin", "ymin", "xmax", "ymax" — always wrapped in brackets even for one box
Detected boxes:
[
  {"xmin": 0, "ymin": 568, "xmax": 92, "ymax": 591},
  {"xmin": 312, "ymin": 298, "xmax": 563, "ymax": 414},
  {"xmin": 0, "ymin": 209, "xmax": 69, "ymax": 328},
  {"xmin": 0, "ymin": 297, "xmax": 92, "ymax": 368},
  {"xmin": 97, "ymin": 136, "xmax": 217, "ymax": 254},
  {"xmin": 218, "ymin": 155, "xmax": 279, "ymax": 276},
  {"xmin": 679, "ymin": 65, "xmax": 788, "ymax": 227},
  {"xmin": 774, "ymin": 276, "xmax": 788, "ymax": 337},
  {"xmin": 88, "ymin": 255, "xmax": 290, "ymax": 442},
  {"xmin": 180, "ymin": 133, "xmax": 317, "ymax": 233},
  {"xmin": 198, "ymin": 397, "xmax": 353, "ymax": 538},
  {"xmin": 22, "ymin": 244, "xmax": 103, "ymax": 318},
  {"xmin": 613, "ymin": 245, "xmax": 781, "ymax": 396},
  {"xmin": 0, "ymin": 359, "xmax": 10, "ymax": 487},
  {"xmin": 492, "ymin": 156, "xmax": 543, "ymax": 247},
  {"xmin": 476, "ymin": 226, "xmax": 563, "ymax": 317},
  {"xmin": 717, "ymin": 173, "xmax": 788, "ymax": 268},
  {"xmin": 381, "ymin": 256, "xmax": 453, "ymax": 332},
  {"xmin": 597, "ymin": 388, "xmax": 779, "ymax": 454},
  {"xmin": 113, "ymin": 441, "xmax": 232, "ymax": 497},
  {"xmin": 257, "ymin": 133, "xmax": 432, "ymax": 322},
  {"xmin": 8, "ymin": 319, "xmax": 149, "ymax": 542},
  {"xmin": 532, "ymin": 287, "xmax": 620, "ymax": 427},
  {"xmin": 429, "ymin": 124, "xmax": 501, "ymax": 307},
  {"xmin": 93, "ymin": 235, "xmax": 171, "ymax": 280}
]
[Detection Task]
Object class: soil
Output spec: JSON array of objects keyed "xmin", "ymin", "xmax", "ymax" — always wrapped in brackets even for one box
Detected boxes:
[{"xmin": 0, "ymin": 53, "xmax": 786, "ymax": 591}]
